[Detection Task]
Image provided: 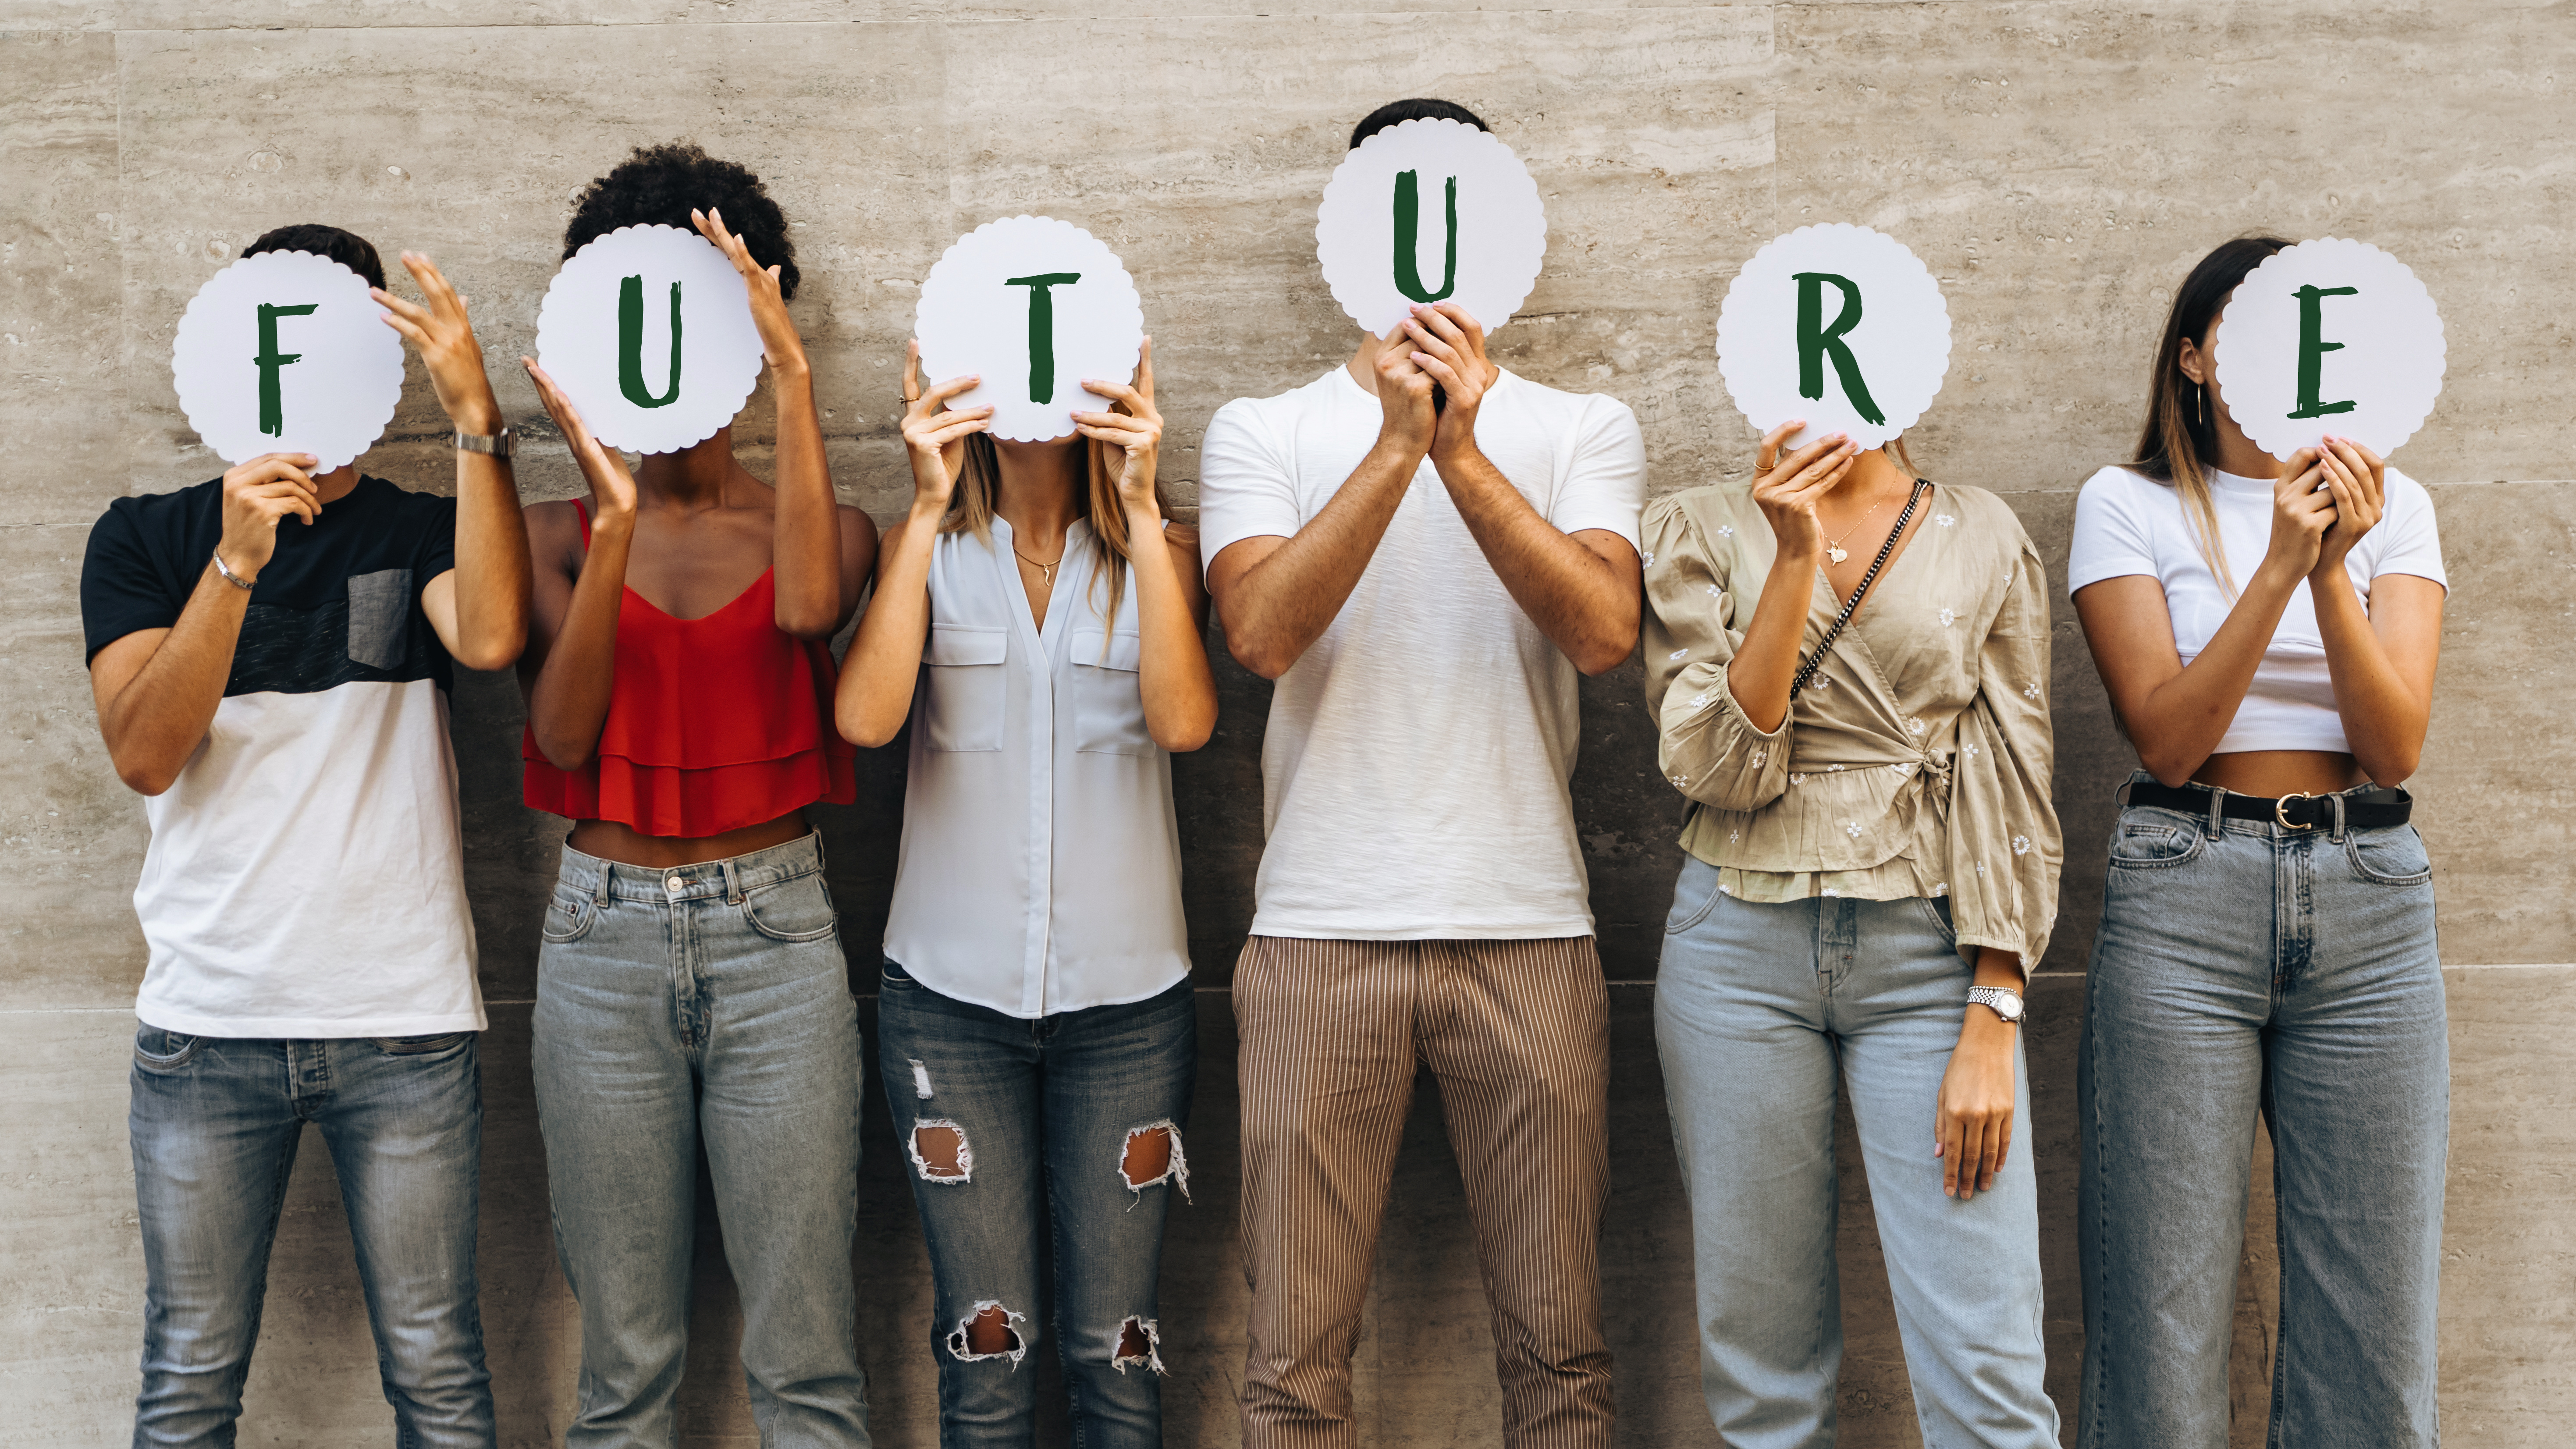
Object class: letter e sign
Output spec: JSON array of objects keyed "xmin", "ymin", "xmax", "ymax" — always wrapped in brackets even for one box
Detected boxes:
[{"xmin": 2213, "ymin": 238, "xmax": 2446, "ymax": 461}]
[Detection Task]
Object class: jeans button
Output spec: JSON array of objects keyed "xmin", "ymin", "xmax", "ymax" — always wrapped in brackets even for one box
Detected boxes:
[{"xmin": 664, "ymin": 874, "xmax": 684, "ymax": 894}]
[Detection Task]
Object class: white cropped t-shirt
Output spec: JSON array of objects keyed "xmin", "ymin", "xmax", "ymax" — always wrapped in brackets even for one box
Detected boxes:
[{"xmin": 2067, "ymin": 465, "xmax": 2446, "ymax": 756}]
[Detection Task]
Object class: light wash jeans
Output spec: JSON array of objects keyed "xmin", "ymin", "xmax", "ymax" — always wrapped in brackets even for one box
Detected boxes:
[
  {"xmin": 128, "ymin": 1026, "xmax": 494, "ymax": 1448},
  {"xmin": 1656, "ymin": 856, "xmax": 2057, "ymax": 1449},
  {"xmin": 2078, "ymin": 776, "xmax": 2448, "ymax": 1449},
  {"xmin": 533, "ymin": 834, "xmax": 870, "ymax": 1448},
  {"xmin": 876, "ymin": 962, "xmax": 1196, "ymax": 1449}
]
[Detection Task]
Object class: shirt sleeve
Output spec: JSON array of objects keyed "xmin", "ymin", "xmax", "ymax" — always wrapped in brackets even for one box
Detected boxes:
[
  {"xmin": 2369, "ymin": 469, "xmax": 2447, "ymax": 592},
  {"xmin": 81, "ymin": 500, "xmax": 184, "ymax": 665},
  {"xmin": 1195, "ymin": 398, "xmax": 1304, "ymax": 568},
  {"xmin": 1640, "ymin": 495, "xmax": 1792, "ymax": 813},
  {"xmin": 1944, "ymin": 530, "xmax": 2062, "ymax": 968},
  {"xmin": 413, "ymin": 491, "xmax": 459, "ymax": 602},
  {"xmin": 2064, "ymin": 467, "xmax": 2159, "ymax": 596},
  {"xmin": 1549, "ymin": 395, "xmax": 1646, "ymax": 547}
]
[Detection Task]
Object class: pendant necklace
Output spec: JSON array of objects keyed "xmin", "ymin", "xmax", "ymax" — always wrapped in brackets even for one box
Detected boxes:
[
  {"xmin": 1012, "ymin": 544, "xmax": 1063, "ymax": 589},
  {"xmin": 1821, "ymin": 495, "xmax": 1891, "ymax": 565}
]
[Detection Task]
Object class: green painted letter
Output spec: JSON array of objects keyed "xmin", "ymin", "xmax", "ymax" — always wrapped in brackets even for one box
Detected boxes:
[
  {"xmin": 1005, "ymin": 272, "xmax": 1082, "ymax": 403},
  {"xmin": 254, "ymin": 302, "xmax": 319, "ymax": 437},
  {"xmin": 618, "ymin": 275, "xmax": 683, "ymax": 409},
  {"xmin": 2287, "ymin": 284, "xmax": 2360, "ymax": 419},
  {"xmin": 1393, "ymin": 170, "xmax": 1459, "ymax": 305},
  {"xmin": 1792, "ymin": 272, "xmax": 1884, "ymax": 426}
]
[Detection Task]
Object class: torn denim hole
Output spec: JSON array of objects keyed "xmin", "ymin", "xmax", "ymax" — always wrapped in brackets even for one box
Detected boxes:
[
  {"xmin": 908, "ymin": 1119, "xmax": 972, "ymax": 1183},
  {"xmin": 908, "ymin": 1058, "xmax": 934, "ymax": 1099},
  {"xmin": 1112, "ymin": 1315, "xmax": 1165, "ymax": 1375},
  {"xmin": 946, "ymin": 1300, "xmax": 1029, "ymax": 1366},
  {"xmin": 1116, "ymin": 1120, "xmax": 1190, "ymax": 1205}
]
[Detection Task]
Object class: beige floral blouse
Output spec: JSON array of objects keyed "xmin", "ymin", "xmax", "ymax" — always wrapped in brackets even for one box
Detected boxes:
[{"xmin": 1640, "ymin": 478, "xmax": 2062, "ymax": 966}]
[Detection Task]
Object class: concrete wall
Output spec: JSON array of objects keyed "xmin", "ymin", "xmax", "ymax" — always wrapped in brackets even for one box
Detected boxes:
[{"xmin": 4, "ymin": 2, "xmax": 2571, "ymax": 1444}]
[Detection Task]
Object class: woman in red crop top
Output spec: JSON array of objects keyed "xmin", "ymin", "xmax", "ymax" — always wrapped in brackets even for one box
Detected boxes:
[{"xmin": 514, "ymin": 146, "xmax": 878, "ymax": 1445}]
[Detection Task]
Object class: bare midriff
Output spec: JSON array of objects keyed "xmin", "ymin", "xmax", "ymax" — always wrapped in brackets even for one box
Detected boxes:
[
  {"xmin": 568, "ymin": 809, "xmax": 814, "ymax": 869},
  {"xmin": 2191, "ymin": 749, "xmax": 2370, "ymax": 799}
]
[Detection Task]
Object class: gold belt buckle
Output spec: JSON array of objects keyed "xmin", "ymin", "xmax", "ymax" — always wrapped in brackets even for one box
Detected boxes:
[{"xmin": 2274, "ymin": 791, "xmax": 2316, "ymax": 829}]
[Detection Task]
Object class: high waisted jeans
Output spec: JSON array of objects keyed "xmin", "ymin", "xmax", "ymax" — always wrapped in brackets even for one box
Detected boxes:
[
  {"xmin": 128, "ymin": 1027, "xmax": 493, "ymax": 1448},
  {"xmin": 533, "ymin": 834, "xmax": 870, "ymax": 1448},
  {"xmin": 1656, "ymin": 856, "xmax": 2057, "ymax": 1449},
  {"xmin": 877, "ymin": 962, "xmax": 1196, "ymax": 1449},
  {"xmin": 2078, "ymin": 776, "xmax": 2448, "ymax": 1449}
]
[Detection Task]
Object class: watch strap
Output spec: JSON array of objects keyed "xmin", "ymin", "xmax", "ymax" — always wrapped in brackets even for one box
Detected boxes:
[
  {"xmin": 1968, "ymin": 985, "xmax": 2026, "ymax": 1023},
  {"xmin": 455, "ymin": 426, "xmax": 514, "ymax": 458}
]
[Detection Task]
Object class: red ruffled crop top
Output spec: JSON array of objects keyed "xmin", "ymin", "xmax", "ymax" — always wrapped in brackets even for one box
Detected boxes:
[{"xmin": 522, "ymin": 500, "xmax": 856, "ymax": 837}]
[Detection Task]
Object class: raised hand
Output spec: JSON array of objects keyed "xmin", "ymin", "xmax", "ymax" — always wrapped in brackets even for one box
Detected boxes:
[
  {"xmin": 693, "ymin": 206, "xmax": 806, "ymax": 376},
  {"xmin": 1748, "ymin": 419, "xmax": 1859, "ymax": 562},
  {"xmin": 1400, "ymin": 302, "xmax": 1494, "ymax": 462},
  {"xmin": 373, "ymin": 253, "xmax": 502, "ymax": 434},
  {"xmin": 1371, "ymin": 318, "xmax": 1439, "ymax": 458},
  {"xmin": 900, "ymin": 339, "xmax": 991, "ymax": 519},
  {"xmin": 1076, "ymin": 336, "xmax": 1164, "ymax": 516},
  {"xmin": 523, "ymin": 358, "xmax": 638, "ymax": 521},
  {"xmin": 2262, "ymin": 447, "xmax": 2337, "ymax": 581},
  {"xmin": 2312, "ymin": 435, "xmax": 2387, "ymax": 577},
  {"xmin": 217, "ymin": 453, "xmax": 322, "ymax": 579}
]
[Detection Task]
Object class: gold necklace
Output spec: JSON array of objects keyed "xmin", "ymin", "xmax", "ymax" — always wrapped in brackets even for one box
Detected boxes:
[
  {"xmin": 1012, "ymin": 544, "xmax": 1063, "ymax": 588},
  {"xmin": 1821, "ymin": 495, "xmax": 1892, "ymax": 565}
]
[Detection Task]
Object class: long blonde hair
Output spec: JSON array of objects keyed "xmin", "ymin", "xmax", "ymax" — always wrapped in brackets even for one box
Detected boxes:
[
  {"xmin": 939, "ymin": 413, "xmax": 1165, "ymax": 628},
  {"xmin": 2132, "ymin": 236, "xmax": 2291, "ymax": 596}
]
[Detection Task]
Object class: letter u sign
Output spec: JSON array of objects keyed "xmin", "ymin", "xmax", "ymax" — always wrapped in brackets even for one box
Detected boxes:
[
  {"xmin": 618, "ymin": 275, "xmax": 683, "ymax": 409},
  {"xmin": 1393, "ymin": 171, "xmax": 1459, "ymax": 304}
]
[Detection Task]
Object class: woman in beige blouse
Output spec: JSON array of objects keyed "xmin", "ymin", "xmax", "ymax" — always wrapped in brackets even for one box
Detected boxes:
[{"xmin": 1641, "ymin": 420, "xmax": 2061, "ymax": 1445}]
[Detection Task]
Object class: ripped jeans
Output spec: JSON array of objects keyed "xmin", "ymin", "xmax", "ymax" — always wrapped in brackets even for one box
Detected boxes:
[{"xmin": 878, "ymin": 962, "xmax": 1197, "ymax": 1449}]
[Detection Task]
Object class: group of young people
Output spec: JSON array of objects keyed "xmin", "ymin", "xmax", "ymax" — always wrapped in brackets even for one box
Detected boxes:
[{"xmin": 82, "ymin": 97, "xmax": 2450, "ymax": 1449}]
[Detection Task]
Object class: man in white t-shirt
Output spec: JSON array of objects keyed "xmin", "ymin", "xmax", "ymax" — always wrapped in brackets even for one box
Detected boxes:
[{"xmin": 1199, "ymin": 99, "xmax": 1645, "ymax": 1449}]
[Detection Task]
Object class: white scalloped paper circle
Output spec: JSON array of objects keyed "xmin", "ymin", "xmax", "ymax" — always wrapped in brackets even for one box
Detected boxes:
[
  {"xmin": 1315, "ymin": 117, "xmax": 1548, "ymax": 335},
  {"xmin": 533, "ymin": 224, "xmax": 762, "ymax": 455},
  {"xmin": 915, "ymin": 217, "xmax": 1145, "ymax": 443},
  {"xmin": 2213, "ymin": 238, "xmax": 2445, "ymax": 462},
  {"xmin": 1716, "ymin": 224, "xmax": 1952, "ymax": 454},
  {"xmin": 171, "ymin": 250, "xmax": 404, "ymax": 472}
]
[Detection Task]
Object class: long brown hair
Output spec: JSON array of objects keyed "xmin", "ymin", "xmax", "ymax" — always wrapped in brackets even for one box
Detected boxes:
[
  {"xmin": 2133, "ymin": 236, "xmax": 2291, "ymax": 594},
  {"xmin": 939, "ymin": 411, "xmax": 1165, "ymax": 628}
]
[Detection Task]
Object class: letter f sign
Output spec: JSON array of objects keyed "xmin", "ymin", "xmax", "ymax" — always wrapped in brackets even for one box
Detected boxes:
[{"xmin": 254, "ymin": 302, "xmax": 320, "ymax": 437}]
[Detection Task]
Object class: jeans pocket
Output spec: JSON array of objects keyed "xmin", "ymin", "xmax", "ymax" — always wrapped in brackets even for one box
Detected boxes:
[
  {"xmin": 742, "ymin": 874, "xmax": 841, "ymax": 943},
  {"xmin": 540, "ymin": 890, "xmax": 598, "ymax": 944},
  {"xmin": 345, "ymin": 568, "xmax": 413, "ymax": 671},
  {"xmin": 1665, "ymin": 861, "xmax": 1727, "ymax": 936},
  {"xmin": 373, "ymin": 1031, "xmax": 474, "ymax": 1056},
  {"xmin": 1915, "ymin": 894, "xmax": 1958, "ymax": 943},
  {"xmin": 132, "ymin": 1025, "xmax": 200, "ymax": 1069},
  {"xmin": 2106, "ymin": 808, "xmax": 2208, "ymax": 870},
  {"xmin": 2345, "ymin": 824, "xmax": 2434, "ymax": 886}
]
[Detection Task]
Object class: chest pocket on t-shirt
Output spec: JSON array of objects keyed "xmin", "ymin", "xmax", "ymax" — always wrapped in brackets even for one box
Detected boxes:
[
  {"xmin": 346, "ymin": 568, "xmax": 413, "ymax": 671},
  {"xmin": 1069, "ymin": 627, "xmax": 1151, "ymax": 756},
  {"xmin": 922, "ymin": 624, "xmax": 1008, "ymax": 752}
]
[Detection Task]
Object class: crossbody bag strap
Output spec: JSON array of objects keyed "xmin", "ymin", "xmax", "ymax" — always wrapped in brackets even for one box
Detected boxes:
[{"xmin": 1787, "ymin": 478, "xmax": 1929, "ymax": 700}]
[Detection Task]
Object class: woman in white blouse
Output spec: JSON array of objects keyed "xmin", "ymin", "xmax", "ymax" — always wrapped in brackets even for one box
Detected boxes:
[
  {"xmin": 2068, "ymin": 236, "xmax": 2448, "ymax": 1449},
  {"xmin": 1641, "ymin": 422, "xmax": 2062, "ymax": 1445},
  {"xmin": 837, "ymin": 337, "xmax": 1215, "ymax": 1446}
]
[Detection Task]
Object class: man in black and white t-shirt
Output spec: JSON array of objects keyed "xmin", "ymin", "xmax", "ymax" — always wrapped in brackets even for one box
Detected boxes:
[{"xmin": 81, "ymin": 224, "xmax": 529, "ymax": 1447}]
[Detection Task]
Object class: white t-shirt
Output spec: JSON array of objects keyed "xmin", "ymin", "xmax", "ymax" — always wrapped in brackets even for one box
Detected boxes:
[
  {"xmin": 2066, "ymin": 464, "xmax": 2447, "ymax": 756},
  {"xmin": 1197, "ymin": 365, "xmax": 1646, "ymax": 940}
]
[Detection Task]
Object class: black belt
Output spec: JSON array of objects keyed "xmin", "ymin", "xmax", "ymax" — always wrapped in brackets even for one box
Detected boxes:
[{"xmin": 2125, "ymin": 780, "xmax": 2412, "ymax": 831}]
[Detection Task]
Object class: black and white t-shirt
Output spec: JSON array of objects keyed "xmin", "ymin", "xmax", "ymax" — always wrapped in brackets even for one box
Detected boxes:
[{"xmin": 82, "ymin": 475, "xmax": 485, "ymax": 1038}]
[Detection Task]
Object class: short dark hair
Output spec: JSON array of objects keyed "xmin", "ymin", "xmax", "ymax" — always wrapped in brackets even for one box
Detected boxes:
[
  {"xmin": 563, "ymin": 142, "xmax": 800, "ymax": 301},
  {"xmin": 242, "ymin": 224, "xmax": 385, "ymax": 291},
  {"xmin": 1349, "ymin": 99, "xmax": 1489, "ymax": 151}
]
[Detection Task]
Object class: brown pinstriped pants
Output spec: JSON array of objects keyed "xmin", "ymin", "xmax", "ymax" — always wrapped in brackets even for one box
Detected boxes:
[{"xmin": 1234, "ymin": 934, "xmax": 1616, "ymax": 1448}]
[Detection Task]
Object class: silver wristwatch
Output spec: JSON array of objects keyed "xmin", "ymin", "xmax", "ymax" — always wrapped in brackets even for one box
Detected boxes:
[
  {"xmin": 1968, "ymin": 985, "xmax": 2026, "ymax": 1026},
  {"xmin": 455, "ymin": 426, "xmax": 515, "ymax": 458}
]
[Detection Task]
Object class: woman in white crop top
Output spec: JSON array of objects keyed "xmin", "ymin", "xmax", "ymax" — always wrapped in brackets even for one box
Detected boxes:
[
  {"xmin": 2066, "ymin": 237, "xmax": 2449, "ymax": 1449},
  {"xmin": 837, "ymin": 334, "xmax": 1215, "ymax": 1445}
]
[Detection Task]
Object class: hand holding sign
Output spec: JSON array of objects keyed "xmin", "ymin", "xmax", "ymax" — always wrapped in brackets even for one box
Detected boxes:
[
  {"xmin": 2214, "ymin": 238, "xmax": 2445, "ymax": 462},
  {"xmin": 915, "ymin": 217, "xmax": 1144, "ymax": 443},
  {"xmin": 533, "ymin": 224, "xmax": 764, "ymax": 455},
  {"xmin": 1317, "ymin": 118, "xmax": 1547, "ymax": 335},
  {"xmin": 171, "ymin": 250, "xmax": 405, "ymax": 472},
  {"xmin": 1716, "ymin": 224, "xmax": 1952, "ymax": 453}
]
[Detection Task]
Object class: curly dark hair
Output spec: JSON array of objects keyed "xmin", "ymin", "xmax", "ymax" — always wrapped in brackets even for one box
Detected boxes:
[
  {"xmin": 1349, "ymin": 98, "xmax": 1489, "ymax": 150},
  {"xmin": 563, "ymin": 142, "xmax": 800, "ymax": 301},
  {"xmin": 242, "ymin": 224, "xmax": 385, "ymax": 291}
]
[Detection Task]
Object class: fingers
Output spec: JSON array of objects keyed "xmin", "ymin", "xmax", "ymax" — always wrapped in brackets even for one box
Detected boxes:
[
  {"xmin": 903, "ymin": 340, "xmax": 924, "ymax": 403},
  {"xmin": 1981, "ymin": 1111, "xmax": 2012, "ymax": 1195},
  {"xmin": 399, "ymin": 251, "xmax": 461, "ymax": 314},
  {"xmin": 1080, "ymin": 378, "xmax": 1143, "ymax": 409},
  {"xmin": 1426, "ymin": 301, "xmax": 1486, "ymax": 350},
  {"xmin": 915, "ymin": 415, "xmax": 990, "ymax": 450},
  {"xmin": 917, "ymin": 373, "xmax": 984, "ymax": 413},
  {"xmin": 1133, "ymin": 335, "xmax": 1155, "ymax": 402},
  {"xmin": 1938, "ymin": 1111, "xmax": 1964, "ymax": 1200},
  {"xmin": 1957, "ymin": 1115, "xmax": 1987, "ymax": 1200},
  {"xmin": 1757, "ymin": 419, "xmax": 1807, "ymax": 472},
  {"xmin": 1410, "ymin": 348, "xmax": 1465, "ymax": 391},
  {"xmin": 370, "ymin": 287, "xmax": 432, "ymax": 326}
]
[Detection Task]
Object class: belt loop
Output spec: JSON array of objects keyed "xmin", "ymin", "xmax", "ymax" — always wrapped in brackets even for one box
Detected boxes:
[
  {"xmin": 810, "ymin": 830, "xmax": 826, "ymax": 873},
  {"xmin": 724, "ymin": 855, "xmax": 745, "ymax": 906},
  {"xmin": 2204, "ymin": 783, "xmax": 2228, "ymax": 836},
  {"xmin": 2330, "ymin": 792, "xmax": 2349, "ymax": 843},
  {"xmin": 592, "ymin": 858, "xmax": 612, "ymax": 908}
]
